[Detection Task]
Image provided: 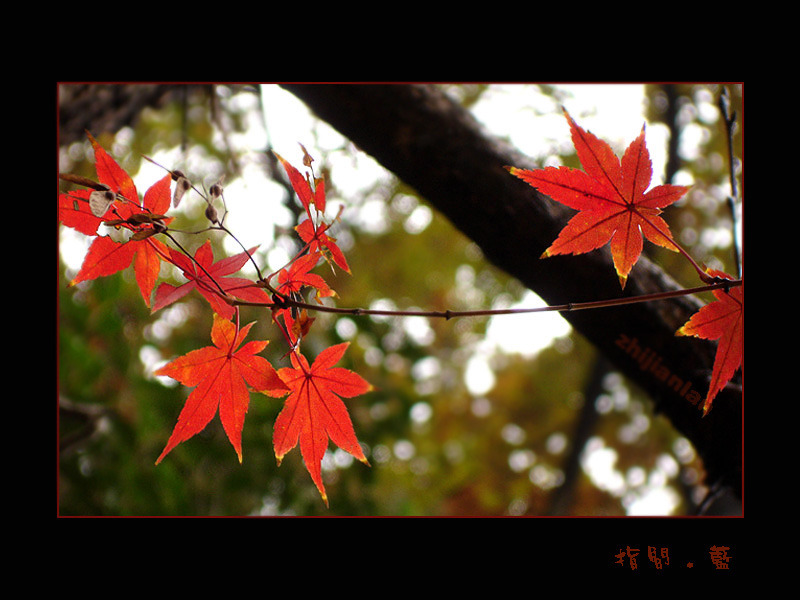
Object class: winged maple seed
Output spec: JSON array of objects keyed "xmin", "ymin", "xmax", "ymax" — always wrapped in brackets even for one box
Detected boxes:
[
  {"xmin": 677, "ymin": 270, "xmax": 743, "ymax": 415},
  {"xmin": 507, "ymin": 108, "xmax": 689, "ymax": 288},
  {"xmin": 172, "ymin": 173, "xmax": 191, "ymax": 208},
  {"xmin": 88, "ymin": 189, "xmax": 116, "ymax": 217}
]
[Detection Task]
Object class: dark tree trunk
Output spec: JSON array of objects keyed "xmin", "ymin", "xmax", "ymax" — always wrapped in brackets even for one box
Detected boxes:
[{"xmin": 280, "ymin": 83, "xmax": 741, "ymax": 501}]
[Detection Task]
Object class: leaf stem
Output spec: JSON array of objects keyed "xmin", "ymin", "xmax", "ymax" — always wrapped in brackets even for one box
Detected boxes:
[
  {"xmin": 662, "ymin": 231, "xmax": 713, "ymax": 283},
  {"xmin": 229, "ymin": 306, "xmax": 240, "ymax": 358},
  {"xmin": 216, "ymin": 222, "xmax": 265, "ymax": 282}
]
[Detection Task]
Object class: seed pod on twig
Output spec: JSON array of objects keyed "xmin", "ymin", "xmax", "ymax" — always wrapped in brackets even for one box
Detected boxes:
[
  {"xmin": 205, "ymin": 203, "xmax": 219, "ymax": 224},
  {"xmin": 173, "ymin": 175, "xmax": 191, "ymax": 208},
  {"xmin": 209, "ymin": 175, "xmax": 225, "ymax": 200}
]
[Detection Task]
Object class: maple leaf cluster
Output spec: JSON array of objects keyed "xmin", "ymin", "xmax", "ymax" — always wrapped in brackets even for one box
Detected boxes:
[
  {"xmin": 60, "ymin": 107, "xmax": 742, "ymax": 511},
  {"xmin": 59, "ymin": 136, "xmax": 371, "ymax": 505},
  {"xmin": 59, "ymin": 134, "xmax": 173, "ymax": 306},
  {"xmin": 507, "ymin": 109, "xmax": 742, "ymax": 414}
]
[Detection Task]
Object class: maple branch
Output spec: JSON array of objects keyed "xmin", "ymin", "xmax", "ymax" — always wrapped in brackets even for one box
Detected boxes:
[{"xmin": 232, "ymin": 279, "xmax": 741, "ymax": 319}]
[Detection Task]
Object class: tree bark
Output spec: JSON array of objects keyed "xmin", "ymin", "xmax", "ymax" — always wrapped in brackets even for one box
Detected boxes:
[
  {"xmin": 280, "ymin": 83, "xmax": 742, "ymax": 501},
  {"xmin": 58, "ymin": 84, "xmax": 191, "ymax": 145}
]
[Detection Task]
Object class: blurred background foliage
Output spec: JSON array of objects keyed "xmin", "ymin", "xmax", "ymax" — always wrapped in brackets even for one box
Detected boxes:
[{"xmin": 58, "ymin": 83, "xmax": 742, "ymax": 516}]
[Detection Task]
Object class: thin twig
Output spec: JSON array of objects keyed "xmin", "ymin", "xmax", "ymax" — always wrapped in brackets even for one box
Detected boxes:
[
  {"xmin": 719, "ymin": 87, "xmax": 742, "ymax": 278},
  {"xmin": 231, "ymin": 279, "xmax": 742, "ymax": 320},
  {"xmin": 161, "ymin": 231, "xmax": 230, "ymax": 298},
  {"xmin": 216, "ymin": 222, "xmax": 265, "ymax": 282}
]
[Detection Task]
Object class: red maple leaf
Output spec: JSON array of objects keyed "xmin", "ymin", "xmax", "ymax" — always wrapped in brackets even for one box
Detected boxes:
[
  {"xmin": 507, "ymin": 108, "xmax": 689, "ymax": 288},
  {"xmin": 66, "ymin": 177, "xmax": 172, "ymax": 306},
  {"xmin": 152, "ymin": 240, "xmax": 270, "ymax": 319},
  {"xmin": 274, "ymin": 151, "xmax": 350, "ymax": 274},
  {"xmin": 60, "ymin": 134, "xmax": 173, "ymax": 306},
  {"xmin": 271, "ymin": 252, "xmax": 337, "ymax": 344},
  {"xmin": 295, "ymin": 217, "xmax": 351, "ymax": 274},
  {"xmin": 276, "ymin": 252, "xmax": 336, "ymax": 302},
  {"xmin": 154, "ymin": 314, "xmax": 289, "ymax": 464},
  {"xmin": 59, "ymin": 133, "xmax": 167, "ymax": 235},
  {"xmin": 677, "ymin": 270, "xmax": 743, "ymax": 415},
  {"xmin": 68, "ymin": 233, "xmax": 170, "ymax": 306},
  {"xmin": 274, "ymin": 150, "xmax": 326, "ymax": 216},
  {"xmin": 59, "ymin": 189, "xmax": 105, "ymax": 236},
  {"xmin": 89, "ymin": 133, "xmax": 140, "ymax": 205},
  {"xmin": 274, "ymin": 343, "xmax": 372, "ymax": 505}
]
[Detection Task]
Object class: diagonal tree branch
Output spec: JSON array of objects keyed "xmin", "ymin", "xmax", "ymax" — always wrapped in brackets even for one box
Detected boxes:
[{"xmin": 280, "ymin": 83, "xmax": 742, "ymax": 500}]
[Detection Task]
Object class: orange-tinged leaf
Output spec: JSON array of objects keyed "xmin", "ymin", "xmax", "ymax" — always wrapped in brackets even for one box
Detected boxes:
[
  {"xmin": 275, "ymin": 151, "xmax": 349, "ymax": 273},
  {"xmin": 154, "ymin": 314, "xmax": 289, "ymax": 464},
  {"xmin": 274, "ymin": 343, "xmax": 372, "ymax": 505},
  {"xmin": 61, "ymin": 135, "xmax": 175, "ymax": 306},
  {"xmin": 507, "ymin": 109, "xmax": 689, "ymax": 288},
  {"xmin": 271, "ymin": 252, "xmax": 336, "ymax": 344},
  {"xmin": 277, "ymin": 252, "xmax": 336, "ymax": 301},
  {"xmin": 312, "ymin": 176, "xmax": 326, "ymax": 215},
  {"xmin": 69, "ymin": 229, "xmax": 170, "ymax": 307},
  {"xmin": 59, "ymin": 189, "xmax": 104, "ymax": 236},
  {"xmin": 677, "ymin": 270, "xmax": 743, "ymax": 415},
  {"xmin": 88, "ymin": 132, "xmax": 139, "ymax": 205},
  {"xmin": 295, "ymin": 218, "xmax": 351, "ymax": 274},
  {"xmin": 274, "ymin": 151, "xmax": 320, "ymax": 217}
]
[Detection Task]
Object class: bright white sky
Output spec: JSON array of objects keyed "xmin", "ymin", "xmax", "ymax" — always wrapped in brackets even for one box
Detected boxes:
[
  {"xmin": 60, "ymin": 83, "xmax": 686, "ymax": 515},
  {"xmin": 253, "ymin": 84, "xmax": 665, "ymax": 361}
]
